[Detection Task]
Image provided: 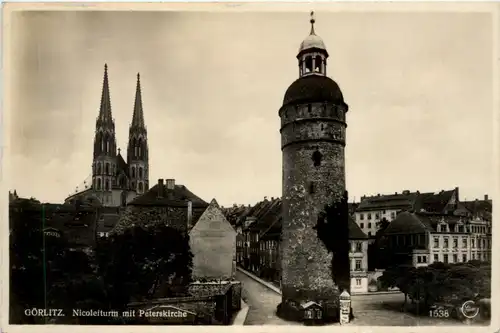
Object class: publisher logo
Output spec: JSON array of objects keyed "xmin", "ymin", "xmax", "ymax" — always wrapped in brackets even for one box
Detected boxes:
[{"xmin": 461, "ymin": 300, "xmax": 480, "ymax": 319}]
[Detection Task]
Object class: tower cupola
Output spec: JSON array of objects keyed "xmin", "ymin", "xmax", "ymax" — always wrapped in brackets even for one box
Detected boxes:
[{"xmin": 298, "ymin": 11, "xmax": 329, "ymax": 77}]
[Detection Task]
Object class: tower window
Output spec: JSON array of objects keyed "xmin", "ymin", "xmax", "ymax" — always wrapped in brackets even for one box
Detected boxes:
[
  {"xmin": 139, "ymin": 182, "xmax": 143, "ymax": 193},
  {"xmin": 97, "ymin": 178, "xmax": 101, "ymax": 190},
  {"xmin": 315, "ymin": 55, "xmax": 322, "ymax": 72},
  {"xmin": 97, "ymin": 163, "xmax": 101, "ymax": 174},
  {"xmin": 139, "ymin": 167, "xmax": 143, "ymax": 179},
  {"xmin": 312, "ymin": 150, "xmax": 323, "ymax": 167},
  {"xmin": 105, "ymin": 163, "xmax": 109, "ymax": 175},
  {"xmin": 105, "ymin": 180, "xmax": 109, "ymax": 191},
  {"xmin": 106, "ymin": 141, "xmax": 110, "ymax": 153},
  {"xmin": 132, "ymin": 166, "xmax": 136, "ymax": 178},
  {"xmin": 305, "ymin": 56, "xmax": 313, "ymax": 73}
]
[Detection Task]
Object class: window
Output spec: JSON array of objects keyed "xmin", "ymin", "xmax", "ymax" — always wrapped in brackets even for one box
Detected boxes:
[
  {"xmin": 453, "ymin": 254, "xmax": 458, "ymax": 263},
  {"xmin": 105, "ymin": 180, "xmax": 109, "ymax": 191},
  {"xmin": 105, "ymin": 163, "xmax": 109, "ymax": 175},
  {"xmin": 437, "ymin": 225, "xmax": 441, "ymax": 232},
  {"xmin": 368, "ymin": 223, "xmax": 372, "ymax": 228},
  {"xmin": 462, "ymin": 254, "xmax": 467, "ymax": 262},
  {"xmin": 97, "ymin": 178, "xmax": 101, "ymax": 190},
  {"xmin": 382, "ymin": 210, "xmax": 386, "ymax": 214},
  {"xmin": 472, "ymin": 253, "xmax": 475, "ymax": 260},
  {"xmin": 434, "ymin": 237, "xmax": 439, "ymax": 248},
  {"xmin": 391, "ymin": 212, "xmax": 396, "ymax": 219},
  {"xmin": 356, "ymin": 279, "xmax": 361, "ymax": 286},
  {"xmin": 97, "ymin": 163, "xmax": 101, "ymax": 174},
  {"xmin": 422, "ymin": 256, "xmax": 427, "ymax": 263},
  {"xmin": 356, "ymin": 242, "xmax": 363, "ymax": 252},
  {"xmin": 355, "ymin": 260, "xmax": 362, "ymax": 270},
  {"xmin": 308, "ymin": 182, "xmax": 315, "ymax": 194},
  {"xmin": 360, "ymin": 214, "xmax": 364, "ymax": 220},
  {"xmin": 453, "ymin": 238, "xmax": 458, "ymax": 248},
  {"xmin": 138, "ymin": 182, "xmax": 143, "ymax": 193},
  {"xmin": 139, "ymin": 167, "xmax": 143, "ymax": 178},
  {"xmin": 368, "ymin": 213, "xmax": 372, "ymax": 220},
  {"xmin": 462, "ymin": 238, "xmax": 467, "ymax": 248},
  {"xmin": 434, "ymin": 254, "xmax": 439, "ymax": 262},
  {"xmin": 368, "ymin": 232, "xmax": 372, "ymax": 237},
  {"xmin": 444, "ymin": 238, "xmax": 449, "ymax": 248},
  {"xmin": 132, "ymin": 167, "xmax": 136, "ymax": 178},
  {"xmin": 360, "ymin": 223, "xmax": 364, "ymax": 228},
  {"xmin": 443, "ymin": 254, "xmax": 449, "ymax": 263},
  {"xmin": 417, "ymin": 256, "xmax": 422, "ymax": 263},
  {"xmin": 312, "ymin": 151, "xmax": 323, "ymax": 167},
  {"xmin": 375, "ymin": 213, "xmax": 380, "ymax": 219},
  {"xmin": 472, "ymin": 239, "xmax": 475, "ymax": 248}
]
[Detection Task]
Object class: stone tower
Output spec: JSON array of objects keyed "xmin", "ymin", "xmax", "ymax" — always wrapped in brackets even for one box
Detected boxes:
[
  {"xmin": 126, "ymin": 73, "xmax": 149, "ymax": 194},
  {"xmin": 92, "ymin": 64, "xmax": 118, "ymax": 193},
  {"xmin": 278, "ymin": 13, "xmax": 350, "ymax": 321}
]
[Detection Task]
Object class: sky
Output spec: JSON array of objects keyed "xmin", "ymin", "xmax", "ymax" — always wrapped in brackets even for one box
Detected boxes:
[{"xmin": 7, "ymin": 9, "xmax": 495, "ymax": 207}]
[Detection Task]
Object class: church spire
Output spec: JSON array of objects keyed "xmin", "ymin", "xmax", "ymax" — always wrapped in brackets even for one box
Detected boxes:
[
  {"xmin": 131, "ymin": 73, "xmax": 145, "ymax": 128},
  {"xmin": 98, "ymin": 64, "xmax": 113, "ymax": 123}
]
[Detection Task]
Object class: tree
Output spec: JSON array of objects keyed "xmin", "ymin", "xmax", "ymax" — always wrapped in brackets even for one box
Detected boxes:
[
  {"xmin": 99, "ymin": 224, "xmax": 194, "ymax": 311},
  {"xmin": 10, "ymin": 200, "xmax": 107, "ymax": 324}
]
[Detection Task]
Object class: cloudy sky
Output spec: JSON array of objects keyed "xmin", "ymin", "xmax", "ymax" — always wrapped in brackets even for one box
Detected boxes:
[{"xmin": 7, "ymin": 8, "xmax": 494, "ymax": 206}]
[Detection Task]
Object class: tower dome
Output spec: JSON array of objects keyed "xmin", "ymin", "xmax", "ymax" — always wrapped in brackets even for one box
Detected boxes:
[{"xmin": 282, "ymin": 12, "xmax": 346, "ymax": 108}]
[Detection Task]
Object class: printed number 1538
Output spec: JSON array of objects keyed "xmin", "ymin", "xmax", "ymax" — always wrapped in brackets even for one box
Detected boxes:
[{"xmin": 429, "ymin": 309, "xmax": 450, "ymax": 318}]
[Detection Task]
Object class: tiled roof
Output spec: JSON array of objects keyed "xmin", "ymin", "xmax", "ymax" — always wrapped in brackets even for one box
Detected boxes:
[
  {"xmin": 128, "ymin": 183, "xmax": 208, "ymax": 208},
  {"xmin": 357, "ymin": 192, "xmax": 419, "ymax": 211},
  {"xmin": 414, "ymin": 188, "xmax": 457, "ymax": 213},
  {"xmin": 116, "ymin": 153, "xmax": 129, "ymax": 177},
  {"xmin": 348, "ymin": 217, "xmax": 368, "ymax": 239},
  {"xmin": 461, "ymin": 199, "xmax": 492, "ymax": 221},
  {"xmin": 383, "ymin": 211, "xmax": 432, "ymax": 235},
  {"xmin": 356, "ymin": 188, "xmax": 459, "ymax": 213}
]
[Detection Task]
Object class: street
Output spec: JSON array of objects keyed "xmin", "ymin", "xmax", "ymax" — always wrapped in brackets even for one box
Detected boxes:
[
  {"xmin": 237, "ymin": 270, "xmax": 470, "ymax": 326},
  {"xmin": 236, "ymin": 271, "xmax": 293, "ymax": 325}
]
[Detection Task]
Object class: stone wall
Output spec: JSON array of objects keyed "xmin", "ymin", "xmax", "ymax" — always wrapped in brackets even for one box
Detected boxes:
[{"xmin": 280, "ymin": 101, "xmax": 348, "ymax": 307}]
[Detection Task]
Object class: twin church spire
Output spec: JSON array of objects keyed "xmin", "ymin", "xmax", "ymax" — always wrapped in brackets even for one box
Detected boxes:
[{"xmin": 92, "ymin": 64, "xmax": 149, "ymax": 198}]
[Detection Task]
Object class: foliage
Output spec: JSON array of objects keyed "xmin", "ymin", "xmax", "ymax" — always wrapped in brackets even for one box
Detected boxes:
[
  {"xmin": 314, "ymin": 190, "xmax": 350, "ymax": 292},
  {"xmin": 380, "ymin": 262, "xmax": 492, "ymax": 314},
  {"xmin": 98, "ymin": 224, "xmax": 194, "ymax": 309},
  {"xmin": 9, "ymin": 199, "xmax": 108, "ymax": 324},
  {"xmin": 367, "ymin": 218, "xmax": 391, "ymax": 270}
]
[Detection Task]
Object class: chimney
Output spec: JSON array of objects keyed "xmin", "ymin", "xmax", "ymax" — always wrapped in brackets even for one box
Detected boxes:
[
  {"xmin": 187, "ymin": 201, "xmax": 193, "ymax": 229},
  {"xmin": 484, "ymin": 194, "xmax": 489, "ymax": 201},
  {"xmin": 157, "ymin": 179, "xmax": 164, "ymax": 198},
  {"xmin": 166, "ymin": 179, "xmax": 175, "ymax": 190}
]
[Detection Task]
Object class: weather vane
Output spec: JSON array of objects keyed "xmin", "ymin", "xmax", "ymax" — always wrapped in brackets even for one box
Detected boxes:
[{"xmin": 310, "ymin": 11, "xmax": 316, "ymax": 35}]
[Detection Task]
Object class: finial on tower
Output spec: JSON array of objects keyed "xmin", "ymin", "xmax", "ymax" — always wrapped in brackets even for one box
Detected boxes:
[
  {"xmin": 105, "ymin": 63, "xmax": 108, "ymax": 72},
  {"xmin": 310, "ymin": 11, "xmax": 316, "ymax": 35},
  {"xmin": 137, "ymin": 72, "xmax": 140, "ymax": 81}
]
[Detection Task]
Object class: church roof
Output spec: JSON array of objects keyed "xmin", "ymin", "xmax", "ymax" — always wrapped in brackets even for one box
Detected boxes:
[
  {"xmin": 116, "ymin": 152, "xmax": 129, "ymax": 176},
  {"xmin": 128, "ymin": 182, "xmax": 208, "ymax": 208}
]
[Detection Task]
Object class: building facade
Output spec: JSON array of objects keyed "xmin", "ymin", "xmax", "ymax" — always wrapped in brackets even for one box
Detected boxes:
[
  {"xmin": 65, "ymin": 65, "xmax": 149, "ymax": 207},
  {"xmin": 383, "ymin": 209, "xmax": 492, "ymax": 267}
]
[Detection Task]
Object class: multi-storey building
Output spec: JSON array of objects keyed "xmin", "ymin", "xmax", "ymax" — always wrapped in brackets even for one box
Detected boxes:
[
  {"xmin": 355, "ymin": 188, "xmax": 459, "ymax": 237},
  {"xmin": 383, "ymin": 204, "xmax": 492, "ymax": 267}
]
